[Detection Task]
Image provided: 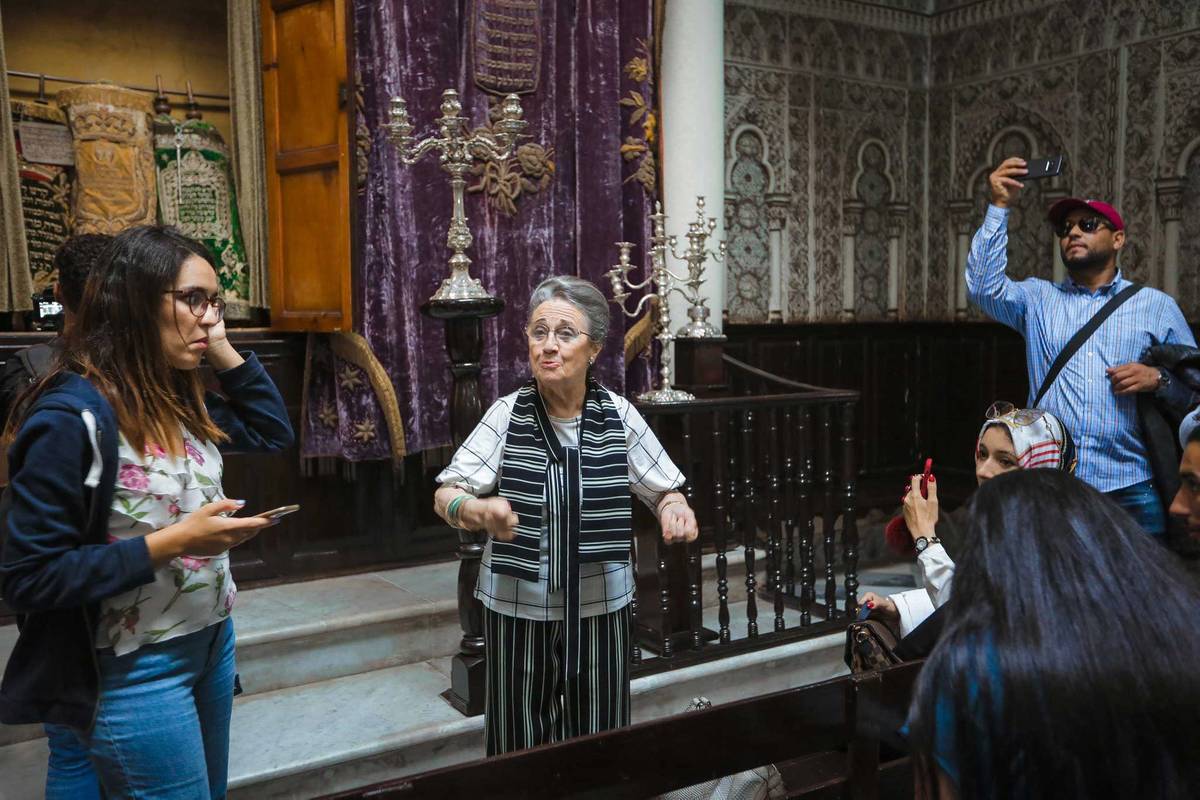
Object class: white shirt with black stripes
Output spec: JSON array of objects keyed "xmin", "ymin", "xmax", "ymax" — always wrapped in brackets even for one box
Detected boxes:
[{"xmin": 436, "ymin": 388, "xmax": 685, "ymax": 621}]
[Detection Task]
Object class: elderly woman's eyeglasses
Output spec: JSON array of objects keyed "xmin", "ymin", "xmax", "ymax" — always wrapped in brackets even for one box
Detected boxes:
[
  {"xmin": 986, "ymin": 401, "xmax": 1045, "ymax": 427},
  {"xmin": 165, "ymin": 289, "xmax": 226, "ymax": 322},
  {"xmin": 527, "ymin": 325, "xmax": 590, "ymax": 345},
  {"xmin": 1054, "ymin": 216, "xmax": 1112, "ymax": 239}
]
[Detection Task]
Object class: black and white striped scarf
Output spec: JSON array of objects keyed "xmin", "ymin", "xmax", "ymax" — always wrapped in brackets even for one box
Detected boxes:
[{"xmin": 494, "ymin": 378, "xmax": 631, "ymax": 676}]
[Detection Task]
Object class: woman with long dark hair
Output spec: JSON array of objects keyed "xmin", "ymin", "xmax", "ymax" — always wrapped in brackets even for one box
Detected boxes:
[
  {"xmin": 0, "ymin": 226, "xmax": 293, "ymax": 799},
  {"xmin": 905, "ymin": 469, "xmax": 1200, "ymax": 798}
]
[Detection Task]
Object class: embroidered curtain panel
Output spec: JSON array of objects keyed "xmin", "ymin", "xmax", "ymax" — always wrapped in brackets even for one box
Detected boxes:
[
  {"xmin": 154, "ymin": 118, "xmax": 253, "ymax": 319},
  {"xmin": 300, "ymin": 0, "xmax": 657, "ymax": 458},
  {"xmin": 0, "ymin": 6, "xmax": 35, "ymax": 312},
  {"xmin": 227, "ymin": 0, "xmax": 270, "ymax": 312}
]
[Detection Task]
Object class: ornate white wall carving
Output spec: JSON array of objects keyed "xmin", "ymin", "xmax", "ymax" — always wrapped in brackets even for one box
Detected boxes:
[{"xmin": 724, "ymin": 0, "xmax": 1200, "ymax": 322}]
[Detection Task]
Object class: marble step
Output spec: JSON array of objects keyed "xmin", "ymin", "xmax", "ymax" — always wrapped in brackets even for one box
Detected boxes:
[
  {"xmin": 0, "ymin": 613, "xmax": 847, "ymax": 800},
  {"xmin": 0, "ymin": 549, "xmax": 771, "ymax": 751},
  {"xmin": 228, "ymin": 600, "xmax": 849, "ymax": 799},
  {"xmin": 0, "ymin": 562, "xmax": 462, "ymax": 751}
]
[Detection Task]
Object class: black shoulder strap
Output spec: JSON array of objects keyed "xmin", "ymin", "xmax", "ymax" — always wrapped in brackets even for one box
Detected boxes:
[
  {"xmin": 18, "ymin": 342, "xmax": 56, "ymax": 383},
  {"xmin": 1032, "ymin": 283, "xmax": 1143, "ymax": 408}
]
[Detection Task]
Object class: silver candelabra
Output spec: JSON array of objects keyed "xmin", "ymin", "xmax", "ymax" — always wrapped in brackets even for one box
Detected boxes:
[
  {"xmin": 672, "ymin": 196, "xmax": 726, "ymax": 339},
  {"xmin": 606, "ymin": 197, "xmax": 726, "ymax": 404},
  {"xmin": 384, "ymin": 89, "xmax": 527, "ymax": 303}
]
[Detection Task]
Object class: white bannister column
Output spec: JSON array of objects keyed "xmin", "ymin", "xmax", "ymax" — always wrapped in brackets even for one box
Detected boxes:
[
  {"xmin": 662, "ymin": 0, "xmax": 726, "ymax": 343},
  {"xmin": 766, "ymin": 193, "xmax": 790, "ymax": 322},
  {"xmin": 840, "ymin": 200, "xmax": 864, "ymax": 321},
  {"xmin": 1157, "ymin": 179, "xmax": 1183, "ymax": 297}
]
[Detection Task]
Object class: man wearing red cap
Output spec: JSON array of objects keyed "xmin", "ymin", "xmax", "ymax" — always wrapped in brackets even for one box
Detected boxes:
[{"xmin": 965, "ymin": 156, "xmax": 1197, "ymax": 536}]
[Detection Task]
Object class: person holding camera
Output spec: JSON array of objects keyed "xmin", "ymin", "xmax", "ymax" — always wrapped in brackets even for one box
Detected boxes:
[
  {"xmin": 0, "ymin": 234, "xmax": 112, "ymax": 430},
  {"xmin": 965, "ymin": 157, "xmax": 1196, "ymax": 535}
]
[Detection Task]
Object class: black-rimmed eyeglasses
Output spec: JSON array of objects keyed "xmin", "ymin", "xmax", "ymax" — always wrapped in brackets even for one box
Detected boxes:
[{"xmin": 165, "ymin": 289, "xmax": 226, "ymax": 322}]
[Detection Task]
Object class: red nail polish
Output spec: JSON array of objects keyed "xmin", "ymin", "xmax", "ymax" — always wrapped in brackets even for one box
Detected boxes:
[
  {"xmin": 929, "ymin": 475, "xmax": 936, "ymax": 483},
  {"xmin": 866, "ymin": 601, "xmax": 875, "ymax": 609}
]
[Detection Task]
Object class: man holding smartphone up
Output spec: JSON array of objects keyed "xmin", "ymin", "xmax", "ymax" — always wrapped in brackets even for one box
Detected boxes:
[{"xmin": 965, "ymin": 156, "xmax": 1196, "ymax": 536}]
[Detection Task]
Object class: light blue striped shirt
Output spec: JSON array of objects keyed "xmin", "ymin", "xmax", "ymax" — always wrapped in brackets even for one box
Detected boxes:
[{"xmin": 966, "ymin": 204, "xmax": 1195, "ymax": 492}]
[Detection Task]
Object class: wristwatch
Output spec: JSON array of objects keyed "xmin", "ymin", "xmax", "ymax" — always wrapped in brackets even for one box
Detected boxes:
[
  {"xmin": 1157, "ymin": 368, "xmax": 1171, "ymax": 392},
  {"xmin": 914, "ymin": 535, "xmax": 941, "ymax": 553}
]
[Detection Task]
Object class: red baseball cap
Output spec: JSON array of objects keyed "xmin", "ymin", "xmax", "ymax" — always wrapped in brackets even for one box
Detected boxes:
[{"xmin": 1046, "ymin": 198, "xmax": 1125, "ymax": 231}]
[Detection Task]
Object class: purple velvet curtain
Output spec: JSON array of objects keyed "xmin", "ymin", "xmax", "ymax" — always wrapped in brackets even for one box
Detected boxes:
[{"xmin": 302, "ymin": 0, "xmax": 657, "ymax": 458}]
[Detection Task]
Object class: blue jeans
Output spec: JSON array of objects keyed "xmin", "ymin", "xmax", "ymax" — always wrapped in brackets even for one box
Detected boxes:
[
  {"xmin": 73, "ymin": 618, "xmax": 237, "ymax": 800},
  {"xmin": 1106, "ymin": 479, "xmax": 1166, "ymax": 536},
  {"xmin": 44, "ymin": 722, "xmax": 102, "ymax": 800}
]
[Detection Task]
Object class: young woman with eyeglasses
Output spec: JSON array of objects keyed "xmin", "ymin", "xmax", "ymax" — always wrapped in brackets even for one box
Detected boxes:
[
  {"xmin": 861, "ymin": 402, "xmax": 1076, "ymax": 636},
  {"xmin": 0, "ymin": 225, "xmax": 293, "ymax": 799}
]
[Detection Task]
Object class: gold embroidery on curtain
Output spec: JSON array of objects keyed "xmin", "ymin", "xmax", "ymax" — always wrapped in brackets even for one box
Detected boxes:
[
  {"xmin": 0, "ymin": 5, "xmax": 36, "ymax": 311},
  {"xmin": 467, "ymin": 98, "xmax": 555, "ymax": 217}
]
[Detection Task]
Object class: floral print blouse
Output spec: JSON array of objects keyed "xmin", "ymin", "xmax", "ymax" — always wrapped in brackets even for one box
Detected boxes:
[{"xmin": 96, "ymin": 429, "xmax": 236, "ymax": 655}]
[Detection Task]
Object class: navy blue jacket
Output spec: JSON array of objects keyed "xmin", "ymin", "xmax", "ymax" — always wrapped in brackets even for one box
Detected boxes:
[{"xmin": 0, "ymin": 353, "xmax": 293, "ymax": 729}]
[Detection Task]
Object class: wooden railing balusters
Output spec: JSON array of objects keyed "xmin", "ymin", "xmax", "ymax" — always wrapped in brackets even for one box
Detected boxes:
[
  {"xmin": 741, "ymin": 408, "xmax": 759, "ymax": 639},
  {"xmin": 711, "ymin": 409, "xmax": 731, "ymax": 644},
  {"xmin": 820, "ymin": 404, "xmax": 838, "ymax": 619},
  {"xmin": 798, "ymin": 406, "xmax": 815, "ymax": 626},
  {"xmin": 649, "ymin": 415, "xmax": 674, "ymax": 658},
  {"xmin": 681, "ymin": 414, "xmax": 703, "ymax": 650},
  {"xmin": 768, "ymin": 407, "xmax": 785, "ymax": 631},
  {"xmin": 613, "ymin": 373, "xmax": 858, "ymax": 670},
  {"xmin": 783, "ymin": 407, "xmax": 797, "ymax": 599},
  {"xmin": 840, "ymin": 402, "xmax": 859, "ymax": 616}
]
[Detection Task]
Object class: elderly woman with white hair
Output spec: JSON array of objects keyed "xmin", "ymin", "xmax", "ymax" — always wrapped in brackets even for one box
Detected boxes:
[{"xmin": 434, "ymin": 276, "xmax": 698, "ymax": 755}]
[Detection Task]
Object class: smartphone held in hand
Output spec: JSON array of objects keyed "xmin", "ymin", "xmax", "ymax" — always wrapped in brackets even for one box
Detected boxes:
[
  {"xmin": 255, "ymin": 504, "xmax": 300, "ymax": 520},
  {"xmin": 1023, "ymin": 155, "xmax": 1064, "ymax": 180}
]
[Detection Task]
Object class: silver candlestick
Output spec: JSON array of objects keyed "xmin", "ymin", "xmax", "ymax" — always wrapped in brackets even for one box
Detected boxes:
[
  {"xmin": 384, "ymin": 89, "xmax": 528, "ymax": 302},
  {"xmin": 606, "ymin": 199, "xmax": 723, "ymax": 404},
  {"xmin": 671, "ymin": 196, "xmax": 726, "ymax": 339}
]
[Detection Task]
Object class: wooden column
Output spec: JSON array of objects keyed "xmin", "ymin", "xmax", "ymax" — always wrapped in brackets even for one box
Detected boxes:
[
  {"xmin": 424, "ymin": 296, "xmax": 504, "ymax": 717},
  {"xmin": 673, "ymin": 338, "xmax": 727, "ymax": 397}
]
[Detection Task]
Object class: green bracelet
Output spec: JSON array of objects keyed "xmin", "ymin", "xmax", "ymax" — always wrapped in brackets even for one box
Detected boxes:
[{"xmin": 446, "ymin": 494, "xmax": 471, "ymax": 528}]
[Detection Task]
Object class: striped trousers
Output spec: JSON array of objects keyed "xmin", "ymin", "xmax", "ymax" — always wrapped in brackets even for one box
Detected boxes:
[{"xmin": 483, "ymin": 605, "xmax": 631, "ymax": 756}]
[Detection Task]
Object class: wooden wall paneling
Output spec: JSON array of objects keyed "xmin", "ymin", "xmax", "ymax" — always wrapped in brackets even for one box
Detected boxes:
[
  {"xmin": 757, "ymin": 339, "xmax": 807, "ymax": 384},
  {"xmin": 723, "ymin": 322, "xmax": 1031, "ymax": 510},
  {"xmin": 261, "ymin": 0, "xmax": 354, "ymax": 332},
  {"xmin": 867, "ymin": 337, "xmax": 919, "ymax": 475}
]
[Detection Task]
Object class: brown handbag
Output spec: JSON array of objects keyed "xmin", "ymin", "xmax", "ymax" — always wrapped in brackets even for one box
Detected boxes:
[{"xmin": 844, "ymin": 614, "xmax": 902, "ymax": 673}]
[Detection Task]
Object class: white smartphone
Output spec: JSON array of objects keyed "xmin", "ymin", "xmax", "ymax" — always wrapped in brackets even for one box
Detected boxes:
[{"xmin": 255, "ymin": 504, "xmax": 300, "ymax": 520}]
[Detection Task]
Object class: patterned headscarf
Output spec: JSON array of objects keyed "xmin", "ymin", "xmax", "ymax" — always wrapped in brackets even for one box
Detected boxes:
[
  {"xmin": 978, "ymin": 406, "xmax": 1076, "ymax": 472},
  {"xmin": 1180, "ymin": 407, "xmax": 1200, "ymax": 449}
]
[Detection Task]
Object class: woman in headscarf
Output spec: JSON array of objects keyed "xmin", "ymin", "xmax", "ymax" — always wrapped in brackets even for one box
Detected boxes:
[
  {"xmin": 433, "ymin": 276, "xmax": 698, "ymax": 755},
  {"xmin": 862, "ymin": 402, "xmax": 1075, "ymax": 636}
]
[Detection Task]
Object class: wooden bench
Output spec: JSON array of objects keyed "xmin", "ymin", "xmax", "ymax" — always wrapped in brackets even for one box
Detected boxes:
[{"xmin": 320, "ymin": 661, "xmax": 921, "ymax": 800}]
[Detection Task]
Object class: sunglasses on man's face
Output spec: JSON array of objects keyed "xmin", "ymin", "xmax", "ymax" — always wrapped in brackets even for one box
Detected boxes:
[{"xmin": 1054, "ymin": 216, "xmax": 1113, "ymax": 239}]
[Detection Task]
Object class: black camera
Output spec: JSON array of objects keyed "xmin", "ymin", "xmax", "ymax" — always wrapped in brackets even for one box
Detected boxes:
[{"xmin": 31, "ymin": 288, "xmax": 64, "ymax": 332}]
